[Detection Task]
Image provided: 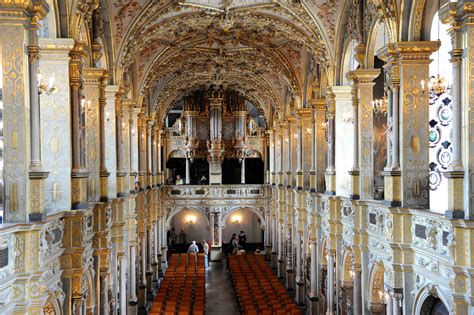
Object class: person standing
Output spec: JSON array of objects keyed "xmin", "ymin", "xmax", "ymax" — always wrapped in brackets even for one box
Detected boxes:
[
  {"xmin": 238, "ymin": 230, "xmax": 247, "ymax": 249},
  {"xmin": 202, "ymin": 239, "xmax": 210, "ymax": 268},
  {"xmin": 187, "ymin": 241, "xmax": 199, "ymax": 254},
  {"xmin": 179, "ymin": 229, "xmax": 187, "ymax": 244}
]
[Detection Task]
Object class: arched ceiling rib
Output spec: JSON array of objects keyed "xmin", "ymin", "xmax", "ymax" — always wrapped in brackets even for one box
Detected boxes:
[{"xmin": 112, "ymin": 0, "xmax": 342, "ymax": 122}]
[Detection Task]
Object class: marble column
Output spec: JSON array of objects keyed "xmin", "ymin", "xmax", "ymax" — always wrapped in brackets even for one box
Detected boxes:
[
  {"xmin": 385, "ymin": 292, "xmax": 393, "ymax": 315},
  {"xmin": 392, "ymin": 293, "xmax": 402, "ymax": 315},
  {"xmin": 286, "ymin": 120, "xmax": 293, "ymax": 188},
  {"xmin": 444, "ymin": 15, "xmax": 465, "ymax": 218},
  {"xmin": 185, "ymin": 157, "xmax": 190, "ymax": 184},
  {"xmin": 241, "ymin": 158, "xmax": 246, "ymax": 184},
  {"xmin": 70, "ymin": 44, "xmax": 89, "ymax": 210},
  {"xmin": 325, "ymin": 91, "xmax": 336, "ymax": 195},
  {"xmin": 382, "ymin": 47, "xmax": 402, "ymax": 206},
  {"xmin": 115, "ymin": 90, "xmax": 127, "ymax": 197},
  {"xmin": 100, "ymin": 272, "xmax": 109, "ymax": 314},
  {"xmin": 138, "ymin": 233, "xmax": 147, "ymax": 310},
  {"xmin": 295, "ymin": 115, "xmax": 304, "ymax": 189},
  {"xmin": 279, "ymin": 124, "xmax": 285, "ymax": 186},
  {"xmin": 353, "ymin": 266, "xmax": 362, "ymax": 315},
  {"xmin": 326, "ymin": 251, "xmax": 335, "ymax": 315},
  {"xmin": 347, "ymin": 73, "xmax": 360, "ymax": 200},
  {"xmin": 308, "ymin": 99, "xmax": 327, "ymax": 193},
  {"xmin": 129, "ymin": 244, "xmax": 138, "ymax": 305},
  {"xmin": 119, "ymin": 255, "xmax": 127, "ymax": 315},
  {"xmin": 98, "ymin": 73, "xmax": 110, "ymax": 202},
  {"xmin": 269, "ymin": 130, "xmax": 275, "ymax": 185}
]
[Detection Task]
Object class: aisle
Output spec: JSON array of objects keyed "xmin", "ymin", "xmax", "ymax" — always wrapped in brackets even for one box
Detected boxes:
[{"xmin": 205, "ymin": 261, "xmax": 240, "ymax": 315}]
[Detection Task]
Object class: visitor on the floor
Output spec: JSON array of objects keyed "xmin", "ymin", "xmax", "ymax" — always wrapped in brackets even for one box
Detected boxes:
[
  {"xmin": 238, "ymin": 230, "xmax": 247, "ymax": 248},
  {"xmin": 169, "ymin": 228, "xmax": 177, "ymax": 248},
  {"xmin": 175, "ymin": 174, "xmax": 184, "ymax": 185},
  {"xmin": 236, "ymin": 245, "xmax": 246, "ymax": 255},
  {"xmin": 179, "ymin": 229, "xmax": 187, "ymax": 244},
  {"xmin": 231, "ymin": 234, "xmax": 239, "ymax": 248},
  {"xmin": 202, "ymin": 239, "xmax": 209, "ymax": 268},
  {"xmin": 188, "ymin": 240, "xmax": 199, "ymax": 254}
]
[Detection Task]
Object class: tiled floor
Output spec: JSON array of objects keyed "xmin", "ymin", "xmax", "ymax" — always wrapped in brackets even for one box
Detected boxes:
[{"xmin": 206, "ymin": 261, "xmax": 240, "ymax": 315}]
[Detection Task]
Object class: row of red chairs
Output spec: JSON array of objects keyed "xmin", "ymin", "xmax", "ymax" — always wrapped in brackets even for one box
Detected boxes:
[
  {"xmin": 229, "ymin": 254, "xmax": 301, "ymax": 314},
  {"xmin": 150, "ymin": 253, "xmax": 206, "ymax": 315}
]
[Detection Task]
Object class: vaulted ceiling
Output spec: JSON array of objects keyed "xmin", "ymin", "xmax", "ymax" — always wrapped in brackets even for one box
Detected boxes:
[{"xmin": 105, "ymin": 0, "xmax": 345, "ymax": 124}]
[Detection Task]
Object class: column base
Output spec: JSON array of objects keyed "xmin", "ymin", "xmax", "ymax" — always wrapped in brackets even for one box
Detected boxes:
[
  {"xmin": 278, "ymin": 259, "xmax": 285, "ymax": 279},
  {"xmin": 306, "ymin": 296, "xmax": 319, "ymax": 315},
  {"xmin": 445, "ymin": 170, "xmax": 465, "ymax": 216},
  {"xmin": 349, "ymin": 170, "xmax": 360, "ymax": 200},
  {"xmin": 295, "ymin": 282, "xmax": 305, "ymax": 305},
  {"xmin": 265, "ymin": 245, "xmax": 272, "ymax": 261},
  {"xmin": 71, "ymin": 171, "xmax": 89, "ymax": 210},
  {"xmin": 382, "ymin": 170, "xmax": 401, "ymax": 207},
  {"xmin": 128, "ymin": 301, "xmax": 138, "ymax": 315},
  {"xmin": 137, "ymin": 284, "xmax": 147, "ymax": 310},
  {"xmin": 28, "ymin": 171, "xmax": 49, "ymax": 221},
  {"xmin": 285, "ymin": 269, "xmax": 294, "ymax": 290},
  {"xmin": 146, "ymin": 271, "xmax": 153, "ymax": 294},
  {"xmin": 325, "ymin": 170, "xmax": 336, "ymax": 195},
  {"xmin": 271, "ymin": 252, "xmax": 278, "ymax": 269}
]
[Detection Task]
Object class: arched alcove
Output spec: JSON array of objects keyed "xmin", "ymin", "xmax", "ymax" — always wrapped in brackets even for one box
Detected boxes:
[
  {"xmin": 222, "ymin": 207, "xmax": 264, "ymax": 246},
  {"xmin": 368, "ymin": 261, "xmax": 385, "ymax": 313},
  {"xmin": 168, "ymin": 208, "xmax": 210, "ymax": 247},
  {"xmin": 420, "ymin": 295, "xmax": 449, "ymax": 315}
]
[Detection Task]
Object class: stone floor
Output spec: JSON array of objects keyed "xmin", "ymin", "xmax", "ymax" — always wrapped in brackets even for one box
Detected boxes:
[{"xmin": 206, "ymin": 261, "xmax": 240, "ymax": 315}]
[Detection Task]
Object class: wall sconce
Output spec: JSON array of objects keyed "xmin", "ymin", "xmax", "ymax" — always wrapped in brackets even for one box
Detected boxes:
[
  {"xmin": 349, "ymin": 270, "xmax": 354, "ymax": 278},
  {"xmin": 284, "ymin": 137, "xmax": 289, "ymax": 143},
  {"xmin": 186, "ymin": 215, "xmax": 196, "ymax": 224},
  {"xmin": 131, "ymin": 128, "xmax": 136, "ymax": 135},
  {"xmin": 122, "ymin": 122, "xmax": 126, "ymax": 131},
  {"xmin": 37, "ymin": 70, "xmax": 58, "ymax": 95},
  {"xmin": 105, "ymin": 112, "xmax": 110, "ymax": 122},
  {"xmin": 81, "ymin": 98, "xmax": 91, "ymax": 112},
  {"xmin": 378, "ymin": 290, "xmax": 383, "ymax": 301},
  {"xmin": 232, "ymin": 214, "xmax": 242, "ymax": 224},
  {"xmin": 306, "ymin": 128, "xmax": 311, "ymax": 134},
  {"xmin": 293, "ymin": 133, "xmax": 298, "ymax": 139}
]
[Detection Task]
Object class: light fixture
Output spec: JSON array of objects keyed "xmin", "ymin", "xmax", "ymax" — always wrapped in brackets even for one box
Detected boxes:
[
  {"xmin": 378, "ymin": 290, "xmax": 383, "ymax": 301},
  {"xmin": 349, "ymin": 270, "xmax": 354, "ymax": 278},
  {"xmin": 37, "ymin": 69, "xmax": 58, "ymax": 95},
  {"xmin": 105, "ymin": 112, "xmax": 110, "ymax": 122},
  {"xmin": 131, "ymin": 128, "xmax": 136, "ymax": 135},
  {"xmin": 306, "ymin": 128, "xmax": 311, "ymax": 134},
  {"xmin": 421, "ymin": 0, "xmax": 449, "ymax": 96},
  {"xmin": 232, "ymin": 214, "xmax": 242, "ymax": 224},
  {"xmin": 186, "ymin": 214, "xmax": 196, "ymax": 224}
]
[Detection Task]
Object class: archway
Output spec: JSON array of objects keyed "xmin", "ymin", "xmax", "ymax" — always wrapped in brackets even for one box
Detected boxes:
[
  {"xmin": 221, "ymin": 207, "xmax": 264, "ymax": 250},
  {"xmin": 166, "ymin": 207, "xmax": 210, "ymax": 252},
  {"xmin": 340, "ymin": 248, "xmax": 354, "ymax": 314},
  {"xmin": 420, "ymin": 295, "xmax": 449, "ymax": 315},
  {"xmin": 368, "ymin": 261, "xmax": 385, "ymax": 314}
]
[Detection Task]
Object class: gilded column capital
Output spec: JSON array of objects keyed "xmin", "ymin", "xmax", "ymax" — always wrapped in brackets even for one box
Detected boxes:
[{"xmin": 392, "ymin": 41, "xmax": 440, "ymax": 62}]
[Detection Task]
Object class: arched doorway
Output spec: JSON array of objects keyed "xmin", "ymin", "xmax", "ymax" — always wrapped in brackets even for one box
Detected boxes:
[
  {"xmin": 420, "ymin": 295, "xmax": 449, "ymax": 315},
  {"xmin": 167, "ymin": 207, "xmax": 210, "ymax": 253},
  {"xmin": 222, "ymin": 207, "xmax": 264, "ymax": 251}
]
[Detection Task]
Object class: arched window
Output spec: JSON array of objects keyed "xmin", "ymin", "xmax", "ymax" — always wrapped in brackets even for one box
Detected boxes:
[{"xmin": 428, "ymin": 10, "xmax": 453, "ymax": 214}]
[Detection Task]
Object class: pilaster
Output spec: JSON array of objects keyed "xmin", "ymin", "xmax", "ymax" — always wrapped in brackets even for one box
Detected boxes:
[
  {"xmin": 394, "ymin": 41, "xmax": 439, "ymax": 208},
  {"xmin": 38, "ymin": 38, "xmax": 75, "ymax": 213}
]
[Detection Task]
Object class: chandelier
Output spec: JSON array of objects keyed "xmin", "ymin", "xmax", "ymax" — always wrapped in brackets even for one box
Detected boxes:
[{"xmin": 428, "ymin": 74, "xmax": 449, "ymax": 96}]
